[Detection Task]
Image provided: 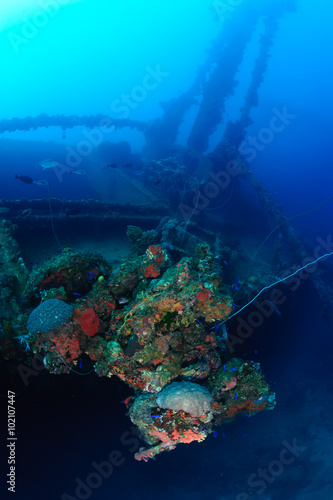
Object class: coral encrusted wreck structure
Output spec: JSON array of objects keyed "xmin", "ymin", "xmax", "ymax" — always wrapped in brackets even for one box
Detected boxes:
[{"xmin": 19, "ymin": 244, "xmax": 275, "ymax": 461}]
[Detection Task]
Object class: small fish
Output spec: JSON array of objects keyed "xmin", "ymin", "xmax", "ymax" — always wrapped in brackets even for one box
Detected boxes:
[
  {"xmin": 15, "ymin": 174, "xmax": 33, "ymax": 184},
  {"xmin": 214, "ymin": 324, "xmax": 220, "ymax": 332},
  {"xmin": 69, "ymin": 169, "xmax": 86, "ymax": 175},
  {"xmin": 79, "ymin": 360, "xmax": 82, "ymax": 369},
  {"xmin": 233, "ymin": 394, "xmax": 238, "ymax": 400},
  {"xmin": 224, "ymin": 261, "xmax": 228, "ymax": 265},
  {"xmin": 39, "ymin": 159, "xmax": 59, "ymax": 169},
  {"xmin": 33, "ymin": 179, "xmax": 48, "ymax": 186},
  {"xmin": 234, "ymin": 285, "xmax": 239, "ymax": 291},
  {"xmin": 73, "ymin": 292, "xmax": 80, "ymax": 296},
  {"xmin": 118, "ymin": 297, "xmax": 129, "ymax": 304},
  {"xmin": 232, "ymin": 304, "xmax": 236, "ymax": 309},
  {"xmin": 223, "ymin": 365, "xmax": 226, "ymax": 371},
  {"xmin": 120, "ymin": 396, "xmax": 132, "ymax": 405},
  {"xmin": 229, "ymin": 368, "xmax": 237, "ymax": 371},
  {"xmin": 241, "ymin": 434, "xmax": 247, "ymax": 437},
  {"xmin": 151, "ymin": 415, "xmax": 160, "ymax": 419},
  {"xmin": 88, "ymin": 271, "xmax": 96, "ymax": 279},
  {"xmin": 213, "ymin": 431, "xmax": 218, "ymax": 438},
  {"xmin": 238, "ymin": 279, "xmax": 241, "ymax": 284},
  {"xmin": 254, "ymin": 350, "xmax": 258, "ymax": 354}
]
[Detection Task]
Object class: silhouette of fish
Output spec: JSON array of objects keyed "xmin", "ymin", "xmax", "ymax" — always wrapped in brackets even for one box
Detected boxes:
[
  {"xmin": 15, "ymin": 175, "xmax": 47, "ymax": 186},
  {"xmin": 15, "ymin": 174, "xmax": 33, "ymax": 184}
]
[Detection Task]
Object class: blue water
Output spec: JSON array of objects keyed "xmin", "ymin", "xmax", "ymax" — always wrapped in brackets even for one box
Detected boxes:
[{"xmin": 1, "ymin": 1, "xmax": 333, "ymax": 499}]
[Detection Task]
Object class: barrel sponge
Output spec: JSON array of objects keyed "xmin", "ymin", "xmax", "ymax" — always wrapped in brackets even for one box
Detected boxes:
[
  {"xmin": 156, "ymin": 381, "xmax": 213, "ymax": 417},
  {"xmin": 27, "ymin": 299, "xmax": 74, "ymax": 334}
]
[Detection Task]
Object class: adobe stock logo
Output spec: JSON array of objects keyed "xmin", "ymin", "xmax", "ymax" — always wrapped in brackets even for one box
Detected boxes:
[
  {"xmin": 7, "ymin": 0, "xmax": 72, "ymax": 54},
  {"xmin": 238, "ymin": 107, "xmax": 296, "ymax": 163},
  {"xmin": 224, "ymin": 233, "xmax": 333, "ymax": 354},
  {"xmin": 51, "ymin": 64, "xmax": 169, "ymax": 181},
  {"xmin": 178, "ymin": 106, "xmax": 296, "ymax": 222},
  {"xmin": 110, "ymin": 65, "xmax": 170, "ymax": 119},
  {"xmin": 236, "ymin": 438, "xmax": 307, "ymax": 499},
  {"xmin": 61, "ymin": 426, "xmax": 141, "ymax": 500}
]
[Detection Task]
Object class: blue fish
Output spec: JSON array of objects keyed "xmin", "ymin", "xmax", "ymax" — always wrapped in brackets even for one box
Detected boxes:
[
  {"xmin": 222, "ymin": 431, "xmax": 225, "ymax": 438},
  {"xmin": 224, "ymin": 261, "xmax": 228, "ymax": 266},
  {"xmin": 151, "ymin": 415, "xmax": 160, "ymax": 419},
  {"xmin": 213, "ymin": 431, "xmax": 218, "ymax": 437},
  {"xmin": 73, "ymin": 292, "xmax": 80, "ymax": 296},
  {"xmin": 234, "ymin": 285, "xmax": 239, "ymax": 290},
  {"xmin": 233, "ymin": 394, "xmax": 238, "ymax": 400},
  {"xmin": 79, "ymin": 360, "xmax": 82, "ymax": 369},
  {"xmin": 88, "ymin": 271, "xmax": 96, "ymax": 279},
  {"xmin": 241, "ymin": 434, "xmax": 247, "ymax": 437},
  {"xmin": 223, "ymin": 364, "xmax": 226, "ymax": 371},
  {"xmin": 229, "ymin": 368, "xmax": 237, "ymax": 371},
  {"xmin": 238, "ymin": 279, "xmax": 241, "ymax": 284}
]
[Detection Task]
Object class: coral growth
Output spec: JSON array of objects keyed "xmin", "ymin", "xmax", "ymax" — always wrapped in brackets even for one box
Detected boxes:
[
  {"xmin": 156, "ymin": 381, "xmax": 213, "ymax": 418},
  {"xmin": 19, "ymin": 241, "xmax": 275, "ymax": 458},
  {"xmin": 27, "ymin": 299, "xmax": 74, "ymax": 334}
]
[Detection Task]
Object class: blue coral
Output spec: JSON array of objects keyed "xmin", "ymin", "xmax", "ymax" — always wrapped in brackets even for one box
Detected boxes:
[{"xmin": 27, "ymin": 299, "xmax": 73, "ymax": 334}]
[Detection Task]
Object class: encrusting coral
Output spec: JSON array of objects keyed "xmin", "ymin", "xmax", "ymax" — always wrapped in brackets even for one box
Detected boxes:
[{"xmin": 15, "ymin": 242, "xmax": 275, "ymax": 459}]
